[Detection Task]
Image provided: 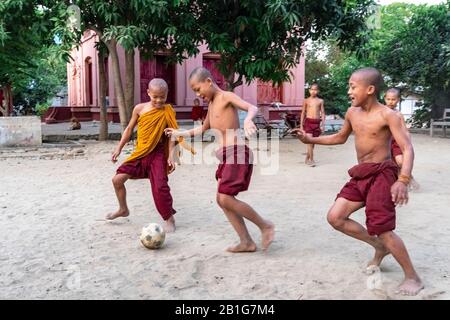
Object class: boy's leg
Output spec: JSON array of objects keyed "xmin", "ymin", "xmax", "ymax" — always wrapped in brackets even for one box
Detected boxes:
[
  {"xmin": 148, "ymin": 150, "xmax": 176, "ymax": 232},
  {"xmin": 378, "ymin": 231, "xmax": 424, "ymax": 295},
  {"xmin": 310, "ymin": 143, "xmax": 316, "ymax": 165},
  {"xmin": 106, "ymin": 173, "xmax": 131, "ymax": 219},
  {"xmin": 216, "ymin": 192, "xmax": 256, "ymax": 253},
  {"xmin": 306, "ymin": 133, "xmax": 313, "ymax": 165},
  {"xmin": 328, "ymin": 198, "xmax": 389, "ymax": 269},
  {"xmin": 217, "ymin": 191, "xmax": 275, "ymax": 252}
]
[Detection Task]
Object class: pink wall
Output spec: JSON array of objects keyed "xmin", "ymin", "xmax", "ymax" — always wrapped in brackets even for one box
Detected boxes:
[{"xmin": 68, "ymin": 32, "xmax": 305, "ymax": 122}]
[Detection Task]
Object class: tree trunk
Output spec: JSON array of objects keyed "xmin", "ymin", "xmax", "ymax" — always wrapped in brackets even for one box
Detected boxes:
[
  {"xmin": 0, "ymin": 84, "xmax": 12, "ymax": 116},
  {"xmin": 124, "ymin": 49, "xmax": 135, "ymax": 120},
  {"xmin": 0, "ymin": 87, "xmax": 6, "ymax": 116},
  {"xmin": 97, "ymin": 50, "xmax": 108, "ymax": 141},
  {"xmin": 106, "ymin": 39, "xmax": 128, "ymax": 131},
  {"xmin": 224, "ymin": 67, "xmax": 243, "ymax": 92}
]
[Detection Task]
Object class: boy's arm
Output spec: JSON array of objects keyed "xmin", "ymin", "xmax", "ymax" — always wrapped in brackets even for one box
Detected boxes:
[
  {"xmin": 321, "ymin": 99, "xmax": 326, "ymax": 131},
  {"xmin": 294, "ymin": 109, "xmax": 353, "ymax": 145},
  {"xmin": 165, "ymin": 108, "xmax": 210, "ymax": 138},
  {"xmin": 300, "ymin": 100, "xmax": 307, "ymax": 130},
  {"xmin": 112, "ymin": 106, "xmax": 139, "ymax": 162},
  {"xmin": 226, "ymin": 92, "xmax": 257, "ymax": 137},
  {"xmin": 388, "ymin": 112, "xmax": 414, "ymax": 205},
  {"xmin": 167, "ymin": 139, "xmax": 176, "ymax": 173}
]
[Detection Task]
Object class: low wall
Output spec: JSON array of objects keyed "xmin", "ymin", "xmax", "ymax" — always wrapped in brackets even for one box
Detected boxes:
[{"xmin": 0, "ymin": 116, "xmax": 42, "ymax": 147}]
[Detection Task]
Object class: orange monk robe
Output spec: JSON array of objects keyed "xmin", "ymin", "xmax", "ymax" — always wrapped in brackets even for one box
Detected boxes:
[{"xmin": 124, "ymin": 104, "xmax": 195, "ymax": 173}]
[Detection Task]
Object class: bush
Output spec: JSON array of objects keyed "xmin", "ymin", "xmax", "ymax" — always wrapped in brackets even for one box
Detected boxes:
[
  {"xmin": 35, "ymin": 101, "xmax": 51, "ymax": 116},
  {"xmin": 407, "ymin": 102, "xmax": 431, "ymax": 128}
]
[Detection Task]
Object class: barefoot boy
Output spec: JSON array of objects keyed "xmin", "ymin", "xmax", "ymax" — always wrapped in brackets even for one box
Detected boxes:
[
  {"xmin": 300, "ymin": 83, "xmax": 325, "ymax": 166},
  {"xmin": 294, "ymin": 68, "xmax": 423, "ymax": 296},
  {"xmin": 384, "ymin": 88, "xmax": 420, "ymax": 190},
  {"xmin": 165, "ymin": 67, "xmax": 275, "ymax": 252},
  {"xmin": 107, "ymin": 78, "xmax": 186, "ymax": 233}
]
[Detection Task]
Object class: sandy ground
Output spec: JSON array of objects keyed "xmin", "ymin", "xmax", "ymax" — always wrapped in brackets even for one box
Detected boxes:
[{"xmin": 0, "ymin": 133, "xmax": 449, "ymax": 300}]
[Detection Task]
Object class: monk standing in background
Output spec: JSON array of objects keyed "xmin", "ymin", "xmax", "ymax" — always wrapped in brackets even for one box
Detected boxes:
[
  {"xmin": 300, "ymin": 83, "xmax": 325, "ymax": 166},
  {"xmin": 106, "ymin": 78, "xmax": 194, "ymax": 233}
]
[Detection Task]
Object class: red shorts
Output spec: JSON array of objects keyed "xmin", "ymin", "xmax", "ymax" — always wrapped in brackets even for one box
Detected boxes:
[
  {"xmin": 215, "ymin": 145, "xmax": 253, "ymax": 196},
  {"xmin": 304, "ymin": 118, "xmax": 321, "ymax": 137},
  {"xmin": 336, "ymin": 160, "xmax": 398, "ymax": 236}
]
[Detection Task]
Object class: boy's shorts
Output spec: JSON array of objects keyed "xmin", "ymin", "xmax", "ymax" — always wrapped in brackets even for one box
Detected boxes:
[
  {"xmin": 304, "ymin": 118, "xmax": 321, "ymax": 137},
  {"xmin": 215, "ymin": 145, "xmax": 254, "ymax": 196},
  {"xmin": 336, "ymin": 160, "xmax": 398, "ymax": 236}
]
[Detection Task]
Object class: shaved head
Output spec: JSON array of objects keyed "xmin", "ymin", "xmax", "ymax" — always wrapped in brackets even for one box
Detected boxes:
[
  {"xmin": 386, "ymin": 87, "xmax": 401, "ymax": 98},
  {"xmin": 148, "ymin": 78, "xmax": 168, "ymax": 92},
  {"xmin": 351, "ymin": 67, "xmax": 384, "ymax": 95},
  {"xmin": 189, "ymin": 67, "xmax": 213, "ymax": 82}
]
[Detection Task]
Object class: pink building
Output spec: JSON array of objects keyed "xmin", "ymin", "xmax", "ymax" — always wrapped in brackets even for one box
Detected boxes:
[{"xmin": 63, "ymin": 30, "xmax": 305, "ymax": 123}]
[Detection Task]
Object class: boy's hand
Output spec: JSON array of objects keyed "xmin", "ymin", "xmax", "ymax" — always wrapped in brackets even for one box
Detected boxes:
[
  {"xmin": 167, "ymin": 157, "xmax": 175, "ymax": 174},
  {"xmin": 164, "ymin": 128, "xmax": 180, "ymax": 138},
  {"xmin": 321, "ymin": 125, "xmax": 325, "ymax": 133},
  {"xmin": 291, "ymin": 128, "xmax": 310, "ymax": 143},
  {"xmin": 111, "ymin": 149, "xmax": 121, "ymax": 163},
  {"xmin": 244, "ymin": 119, "xmax": 257, "ymax": 138},
  {"xmin": 391, "ymin": 181, "xmax": 408, "ymax": 206}
]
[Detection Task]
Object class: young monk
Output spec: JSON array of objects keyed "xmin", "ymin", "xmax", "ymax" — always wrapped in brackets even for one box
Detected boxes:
[
  {"xmin": 384, "ymin": 88, "xmax": 420, "ymax": 190},
  {"xmin": 107, "ymin": 78, "xmax": 193, "ymax": 232},
  {"xmin": 300, "ymin": 83, "xmax": 325, "ymax": 166},
  {"xmin": 294, "ymin": 68, "xmax": 423, "ymax": 296},
  {"xmin": 165, "ymin": 67, "xmax": 275, "ymax": 252},
  {"xmin": 191, "ymin": 98, "xmax": 204, "ymax": 123}
]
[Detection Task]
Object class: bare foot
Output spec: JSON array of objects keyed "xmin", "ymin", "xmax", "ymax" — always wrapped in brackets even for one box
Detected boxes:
[
  {"xmin": 261, "ymin": 221, "xmax": 275, "ymax": 251},
  {"xmin": 226, "ymin": 241, "xmax": 257, "ymax": 253},
  {"xmin": 366, "ymin": 245, "xmax": 390, "ymax": 274},
  {"xmin": 163, "ymin": 216, "xmax": 176, "ymax": 233},
  {"xmin": 396, "ymin": 278, "xmax": 424, "ymax": 296},
  {"xmin": 305, "ymin": 159, "xmax": 316, "ymax": 167},
  {"xmin": 105, "ymin": 209, "xmax": 129, "ymax": 220}
]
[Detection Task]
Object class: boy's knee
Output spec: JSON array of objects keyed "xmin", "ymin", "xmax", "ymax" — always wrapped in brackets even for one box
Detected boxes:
[
  {"xmin": 327, "ymin": 210, "xmax": 344, "ymax": 230},
  {"xmin": 216, "ymin": 193, "xmax": 231, "ymax": 209},
  {"xmin": 378, "ymin": 230, "xmax": 395, "ymax": 242},
  {"xmin": 112, "ymin": 175, "xmax": 124, "ymax": 187}
]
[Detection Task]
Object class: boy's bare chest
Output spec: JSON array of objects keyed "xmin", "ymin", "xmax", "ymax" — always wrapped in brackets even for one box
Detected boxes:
[
  {"xmin": 306, "ymin": 99, "xmax": 321, "ymax": 109},
  {"xmin": 351, "ymin": 113, "xmax": 389, "ymax": 138},
  {"xmin": 209, "ymin": 102, "xmax": 235, "ymax": 120}
]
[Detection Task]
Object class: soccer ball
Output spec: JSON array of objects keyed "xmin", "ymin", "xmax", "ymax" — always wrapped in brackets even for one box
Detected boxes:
[{"xmin": 140, "ymin": 223, "xmax": 166, "ymax": 249}]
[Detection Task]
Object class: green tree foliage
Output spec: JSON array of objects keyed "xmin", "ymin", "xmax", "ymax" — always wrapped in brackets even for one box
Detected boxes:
[
  {"xmin": 376, "ymin": 2, "xmax": 450, "ymax": 119},
  {"xmin": 195, "ymin": 0, "xmax": 375, "ymax": 90},
  {"xmin": 0, "ymin": 0, "xmax": 65, "ymax": 115}
]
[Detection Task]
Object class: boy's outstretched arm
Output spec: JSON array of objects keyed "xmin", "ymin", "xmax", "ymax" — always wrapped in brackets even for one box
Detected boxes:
[
  {"xmin": 226, "ymin": 92, "xmax": 257, "ymax": 137},
  {"xmin": 112, "ymin": 106, "xmax": 139, "ymax": 162},
  {"xmin": 293, "ymin": 109, "xmax": 353, "ymax": 145},
  {"xmin": 388, "ymin": 112, "xmax": 414, "ymax": 205},
  {"xmin": 165, "ymin": 109, "xmax": 210, "ymax": 138}
]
